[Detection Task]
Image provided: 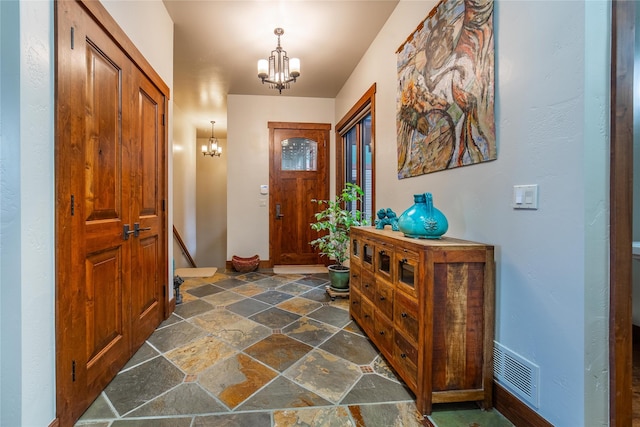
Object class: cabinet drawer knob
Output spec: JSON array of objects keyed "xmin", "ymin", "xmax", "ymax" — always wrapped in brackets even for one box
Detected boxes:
[
  {"xmin": 352, "ymin": 301, "xmax": 358, "ymax": 305},
  {"xmin": 380, "ymin": 296, "xmax": 386, "ymax": 301},
  {"xmin": 401, "ymin": 258, "xmax": 408, "ymax": 264},
  {"xmin": 364, "ymin": 283, "xmax": 369, "ymax": 288},
  {"xmin": 401, "ymin": 312, "xmax": 407, "ymax": 318},
  {"xmin": 379, "ymin": 331, "xmax": 385, "ymax": 335},
  {"xmin": 379, "ymin": 250, "xmax": 386, "ymax": 255},
  {"xmin": 400, "ymin": 353, "xmax": 407, "ymax": 358}
]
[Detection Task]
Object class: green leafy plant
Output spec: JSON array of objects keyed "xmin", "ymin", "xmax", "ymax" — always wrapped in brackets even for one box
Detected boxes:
[{"xmin": 309, "ymin": 183, "xmax": 370, "ymax": 266}]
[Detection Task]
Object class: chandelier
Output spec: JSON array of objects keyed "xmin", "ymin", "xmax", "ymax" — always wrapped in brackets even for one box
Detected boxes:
[
  {"xmin": 257, "ymin": 28, "xmax": 300, "ymax": 94},
  {"xmin": 201, "ymin": 120, "xmax": 222, "ymax": 157}
]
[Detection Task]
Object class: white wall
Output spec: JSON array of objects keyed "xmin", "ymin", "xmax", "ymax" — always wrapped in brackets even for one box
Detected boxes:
[
  {"xmin": 196, "ymin": 136, "xmax": 227, "ymax": 268},
  {"xmin": 336, "ymin": 1, "xmax": 609, "ymax": 425},
  {"xmin": 172, "ymin": 104, "xmax": 198, "ymax": 269},
  {"xmin": 0, "ymin": 1, "xmax": 173, "ymax": 425},
  {"xmin": 227, "ymin": 95, "xmax": 335, "ymax": 262},
  {"xmin": 1, "ymin": 2, "xmax": 55, "ymax": 425}
]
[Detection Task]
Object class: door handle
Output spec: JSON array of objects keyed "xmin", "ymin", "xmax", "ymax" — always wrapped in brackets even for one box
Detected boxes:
[
  {"xmin": 123, "ymin": 224, "xmax": 135, "ymax": 240},
  {"xmin": 133, "ymin": 222, "xmax": 151, "ymax": 237},
  {"xmin": 275, "ymin": 203, "xmax": 284, "ymax": 219}
]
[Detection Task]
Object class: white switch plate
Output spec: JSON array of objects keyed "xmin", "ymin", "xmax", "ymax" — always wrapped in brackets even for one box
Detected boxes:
[{"xmin": 513, "ymin": 185, "xmax": 538, "ymax": 209}]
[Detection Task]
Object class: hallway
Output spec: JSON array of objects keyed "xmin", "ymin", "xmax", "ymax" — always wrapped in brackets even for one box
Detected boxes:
[{"xmin": 75, "ymin": 270, "xmax": 513, "ymax": 426}]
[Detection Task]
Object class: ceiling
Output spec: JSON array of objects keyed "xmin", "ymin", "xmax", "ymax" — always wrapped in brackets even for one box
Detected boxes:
[{"xmin": 162, "ymin": 0, "xmax": 399, "ymax": 138}]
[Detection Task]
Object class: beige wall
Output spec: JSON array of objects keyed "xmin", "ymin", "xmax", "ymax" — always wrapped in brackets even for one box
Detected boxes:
[
  {"xmin": 172, "ymin": 104, "xmax": 198, "ymax": 269},
  {"xmin": 227, "ymin": 95, "xmax": 335, "ymax": 262},
  {"xmin": 196, "ymin": 136, "xmax": 228, "ymax": 268},
  {"xmin": 337, "ymin": 1, "xmax": 609, "ymax": 425}
]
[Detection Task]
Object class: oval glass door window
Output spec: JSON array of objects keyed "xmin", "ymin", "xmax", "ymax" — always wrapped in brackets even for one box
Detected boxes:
[{"xmin": 281, "ymin": 137, "xmax": 317, "ymax": 171}]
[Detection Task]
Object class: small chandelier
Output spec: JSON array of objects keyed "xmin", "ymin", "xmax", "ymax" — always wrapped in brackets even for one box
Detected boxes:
[
  {"xmin": 202, "ymin": 120, "xmax": 222, "ymax": 157},
  {"xmin": 257, "ymin": 28, "xmax": 300, "ymax": 94}
]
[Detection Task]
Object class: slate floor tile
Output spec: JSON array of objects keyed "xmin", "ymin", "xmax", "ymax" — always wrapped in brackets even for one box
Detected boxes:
[
  {"xmin": 274, "ymin": 406, "xmax": 353, "ymax": 427},
  {"xmin": 147, "ymin": 321, "xmax": 208, "ymax": 353},
  {"xmin": 284, "ymin": 349, "xmax": 361, "ymax": 403},
  {"xmin": 236, "ymin": 376, "xmax": 331, "ymax": 411},
  {"xmin": 174, "ymin": 299, "xmax": 214, "ymax": 319},
  {"xmin": 199, "ymin": 353, "xmax": 278, "ymax": 409},
  {"xmin": 340, "ymin": 373, "xmax": 414, "ymax": 405},
  {"xmin": 186, "ymin": 284, "xmax": 225, "ymax": 298},
  {"xmin": 244, "ymin": 333, "xmax": 313, "ymax": 372},
  {"xmin": 226, "ymin": 297, "xmax": 270, "ymax": 317},
  {"xmin": 126, "ymin": 383, "xmax": 226, "ymax": 416},
  {"xmin": 307, "ymin": 305, "xmax": 351, "ymax": 328},
  {"xmin": 249, "ymin": 307, "xmax": 301, "ymax": 329},
  {"xmin": 319, "ymin": 329, "xmax": 378, "ymax": 365},
  {"xmin": 104, "ymin": 356, "xmax": 184, "ymax": 415},
  {"xmin": 282, "ymin": 317, "xmax": 339, "ymax": 347},
  {"xmin": 193, "ymin": 412, "xmax": 272, "ymax": 427}
]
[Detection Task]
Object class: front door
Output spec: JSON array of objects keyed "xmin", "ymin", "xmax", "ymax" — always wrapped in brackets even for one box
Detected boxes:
[
  {"xmin": 269, "ymin": 122, "xmax": 330, "ymax": 265},
  {"xmin": 55, "ymin": 1, "xmax": 167, "ymax": 425}
]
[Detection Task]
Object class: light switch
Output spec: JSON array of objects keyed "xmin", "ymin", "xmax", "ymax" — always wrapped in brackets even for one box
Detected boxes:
[{"xmin": 513, "ymin": 184, "xmax": 538, "ymax": 210}]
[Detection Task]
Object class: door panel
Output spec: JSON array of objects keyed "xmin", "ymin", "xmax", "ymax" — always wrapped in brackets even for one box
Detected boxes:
[
  {"xmin": 269, "ymin": 123, "xmax": 330, "ymax": 265},
  {"xmin": 55, "ymin": 1, "xmax": 168, "ymax": 425},
  {"xmin": 130, "ymin": 72, "xmax": 165, "ymax": 349},
  {"xmin": 76, "ymin": 5, "xmax": 133, "ymax": 406}
]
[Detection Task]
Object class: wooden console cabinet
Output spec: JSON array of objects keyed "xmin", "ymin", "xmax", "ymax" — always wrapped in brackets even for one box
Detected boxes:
[{"xmin": 349, "ymin": 227, "xmax": 495, "ymax": 415}]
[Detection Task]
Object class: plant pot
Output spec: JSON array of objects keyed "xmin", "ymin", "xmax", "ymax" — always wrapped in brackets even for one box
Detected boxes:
[{"xmin": 328, "ymin": 264, "xmax": 350, "ymax": 291}]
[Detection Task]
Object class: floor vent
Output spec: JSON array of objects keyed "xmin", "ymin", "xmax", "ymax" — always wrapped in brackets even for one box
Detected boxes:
[{"xmin": 493, "ymin": 341, "xmax": 539, "ymax": 408}]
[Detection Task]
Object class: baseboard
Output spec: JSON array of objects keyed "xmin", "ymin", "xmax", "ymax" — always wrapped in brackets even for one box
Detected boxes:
[
  {"xmin": 494, "ymin": 381, "xmax": 553, "ymax": 427},
  {"xmin": 48, "ymin": 418, "xmax": 60, "ymax": 427},
  {"xmin": 167, "ymin": 297, "xmax": 176, "ymax": 317}
]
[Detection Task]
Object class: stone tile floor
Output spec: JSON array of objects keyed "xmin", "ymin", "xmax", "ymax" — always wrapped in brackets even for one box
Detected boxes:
[{"xmin": 76, "ymin": 270, "xmax": 514, "ymax": 427}]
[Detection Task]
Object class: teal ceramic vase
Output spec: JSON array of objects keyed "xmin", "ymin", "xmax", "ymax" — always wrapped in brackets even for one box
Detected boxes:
[
  {"xmin": 398, "ymin": 193, "xmax": 448, "ymax": 239},
  {"xmin": 328, "ymin": 265, "xmax": 350, "ymax": 290}
]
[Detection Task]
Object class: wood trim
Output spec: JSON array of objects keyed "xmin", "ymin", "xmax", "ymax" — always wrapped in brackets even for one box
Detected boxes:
[
  {"xmin": 493, "ymin": 382, "xmax": 553, "ymax": 427},
  {"xmin": 48, "ymin": 418, "xmax": 60, "ymax": 427},
  {"xmin": 75, "ymin": 0, "xmax": 170, "ymax": 98},
  {"xmin": 268, "ymin": 122, "xmax": 331, "ymax": 131},
  {"xmin": 610, "ymin": 2, "xmax": 635, "ymax": 425},
  {"xmin": 335, "ymin": 83, "xmax": 377, "ymax": 209},
  {"xmin": 173, "ymin": 225, "xmax": 197, "ymax": 268},
  {"xmin": 167, "ymin": 297, "xmax": 176, "ymax": 318}
]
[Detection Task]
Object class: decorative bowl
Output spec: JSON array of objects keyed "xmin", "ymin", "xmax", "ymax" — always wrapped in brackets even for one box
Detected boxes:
[{"xmin": 232, "ymin": 254, "xmax": 260, "ymax": 273}]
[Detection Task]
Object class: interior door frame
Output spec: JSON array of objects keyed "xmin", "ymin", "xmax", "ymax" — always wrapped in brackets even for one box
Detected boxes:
[
  {"xmin": 610, "ymin": 1, "xmax": 634, "ymax": 425},
  {"xmin": 268, "ymin": 121, "xmax": 330, "ymax": 266}
]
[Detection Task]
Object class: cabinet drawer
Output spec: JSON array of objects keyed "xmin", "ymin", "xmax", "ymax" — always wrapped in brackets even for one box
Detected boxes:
[
  {"xmin": 394, "ymin": 331, "xmax": 418, "ymax": 387},
  {"xmin": 361, "ymin": 269, "xmax": 376, "ymax": 301},
  {"xmin": 361, "ymin": 238, "xmax": 375, "ymax": 271},
  {"xmin": 350, "ymin": 288, "xmax": 362, "ymax": 319},
  {"xmin": 375, "ymin": 279, "xmax": 394, "ymax": 321},
  {"xmin": 395, "ymin": 250, "xmax": 420, "ymax": 298},
  {"xmin": 374, "ymin": 240, "xmax": 394, "ymax": 282},
  {"xmin": 350, "ymin": 235, "xmax": 363, "ymax": 267},
  {"xmin": 374, "ymin": 313, "xmax": 394, "ymax": 354},
  {"xmin": 350, "ymin": 264, "xmax": 362, "ymax": 292},
  {"xmin": 360, "ymin": 299, "xmax": 375, "ymax": 334},
  {"xmin": 394, "ymin": 291, "xmax": 419, "ymax": 343}
]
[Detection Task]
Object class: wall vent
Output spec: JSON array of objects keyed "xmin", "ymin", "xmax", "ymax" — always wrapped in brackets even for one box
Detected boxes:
[{"xmin": 493, "ymin": 341, "xmax": 539, "ymax": 408}]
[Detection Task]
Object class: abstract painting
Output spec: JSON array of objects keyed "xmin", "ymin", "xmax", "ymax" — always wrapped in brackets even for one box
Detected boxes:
[{"xmin": 396, "ymin": 0, "xmax": 496, "ymax": 179}]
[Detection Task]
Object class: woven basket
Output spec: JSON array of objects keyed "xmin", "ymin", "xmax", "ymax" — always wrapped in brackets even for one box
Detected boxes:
[{"xmin": 231, "ymin": 255, "xmax": 260, "ymax": 273}]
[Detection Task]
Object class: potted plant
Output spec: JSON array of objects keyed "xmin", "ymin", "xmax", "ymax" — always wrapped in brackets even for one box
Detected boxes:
[{"xmin": 310, "ymin": 183, "xmax": 369, "ymax": 290}]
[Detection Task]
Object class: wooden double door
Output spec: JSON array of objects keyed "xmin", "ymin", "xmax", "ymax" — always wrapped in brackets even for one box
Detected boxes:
[{"xmin": 55, "ymin": 1, "xmax": 169, "ymax": 425}]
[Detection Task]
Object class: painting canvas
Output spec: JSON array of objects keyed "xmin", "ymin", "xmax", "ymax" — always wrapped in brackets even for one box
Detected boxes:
[{"xmin": 396, "ymin": 0, "xmax": 496, "ymax": 179}]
